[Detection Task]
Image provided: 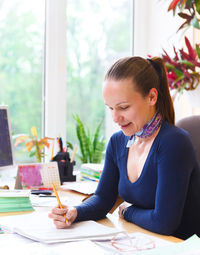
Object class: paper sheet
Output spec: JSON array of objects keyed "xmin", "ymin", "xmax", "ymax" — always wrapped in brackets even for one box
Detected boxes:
[
  {"xmin": 61, "ymin": 181, "xmax": 98, "ymax": 195},
  {"xmin": 0, "ymin": 234, "xmax": 106, "ymax": 255},
  {"xmin": 0, "ymin": 211, "xmax": 123, "ymax": 243},
  {"xmin": 95, "ymin": 232, "xmax": 171, "ymax": 254},
  {"xmin": 133, "ymin": 234, "xmax": 200, "ymax": 255}
]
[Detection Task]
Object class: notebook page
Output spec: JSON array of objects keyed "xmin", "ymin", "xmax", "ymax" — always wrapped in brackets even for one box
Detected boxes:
[{"xmin": 0, "ymin": 211, "xmax": 123, "ymax": 243}]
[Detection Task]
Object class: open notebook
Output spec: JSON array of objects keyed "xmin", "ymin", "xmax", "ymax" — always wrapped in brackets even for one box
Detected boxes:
[{"xmin": 0, "ymin": 211, "xmax": 124, "ymax": 244}]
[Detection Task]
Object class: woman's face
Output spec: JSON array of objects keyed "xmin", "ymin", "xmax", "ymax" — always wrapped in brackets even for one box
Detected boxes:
[{"xmin": 103, "ymin": 78, "xmax": 157, "ymax": 136}]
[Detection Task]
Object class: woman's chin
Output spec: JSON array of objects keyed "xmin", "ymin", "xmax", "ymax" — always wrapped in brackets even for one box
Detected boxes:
[{"xmin": 120, "ymin": 126, "xmax": 133, "ymax": 136}]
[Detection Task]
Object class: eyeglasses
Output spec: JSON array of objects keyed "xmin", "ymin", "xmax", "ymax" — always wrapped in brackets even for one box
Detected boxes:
[{"xmin": 111, "ymin": 232, "xmax": 156, "ymax": 252}]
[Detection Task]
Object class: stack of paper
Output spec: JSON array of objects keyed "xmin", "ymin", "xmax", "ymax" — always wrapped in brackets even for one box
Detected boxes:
[
  {"xmin": 0, "ymin": 211, "xmax": 124, "ymax": 243},
  {"xmin": 61, "ymin": 181, "xmax": 98, "ymax": 195},
  {"xmin": 80, "ymin": 163, "xmax": 103, "ymax": 182},
  {"xmin": 0, "ymin": 190, "xmax": 34, "ymax": 213}
]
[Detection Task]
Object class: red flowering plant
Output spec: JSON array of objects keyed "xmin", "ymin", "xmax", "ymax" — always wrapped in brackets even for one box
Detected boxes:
[
  {"xmin": 161, "ymin": 0, "xmax": 200, "ymax": 94},
  {"xmin": 162, "ymin": 36, "xmax": 200, "ymax": 92},
  {"xmin": 168, "ymin": 0, "xmax": 200, "ymax": 31}
]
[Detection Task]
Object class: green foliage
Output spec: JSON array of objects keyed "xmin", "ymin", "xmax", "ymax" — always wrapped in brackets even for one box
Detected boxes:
[
  {"xmin": 0, "ymin": 2, "xmax": 43, "ymax": 136},
  {"xmin": 67, "ymin": 114, "xmax": 105, "ymax": 164}
]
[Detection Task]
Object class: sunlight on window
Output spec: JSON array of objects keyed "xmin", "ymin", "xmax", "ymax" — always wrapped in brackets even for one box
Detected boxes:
[
  {"xmin": 0, "ymin": 0, "xmax": 45, "ymax": 162},
  {"xmin": 66, "ymin": 0, "xmax": 132, "ymax": 147}
]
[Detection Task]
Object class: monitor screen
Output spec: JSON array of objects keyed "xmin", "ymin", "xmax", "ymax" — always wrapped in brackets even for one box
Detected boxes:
[{"xmin": 0, "ymin": 106, "xmax": 14, "ymax": 169}]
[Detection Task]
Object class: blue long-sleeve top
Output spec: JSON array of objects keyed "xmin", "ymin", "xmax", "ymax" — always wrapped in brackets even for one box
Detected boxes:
[{"xmin": 75, "ymin": 121, "xmax": 200, "ymax": 239}]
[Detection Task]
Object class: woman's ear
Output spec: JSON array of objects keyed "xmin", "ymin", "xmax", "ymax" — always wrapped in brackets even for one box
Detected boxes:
[{"xmin": 148, "ymin": 88, "xmax": 158, "ymax": 105}]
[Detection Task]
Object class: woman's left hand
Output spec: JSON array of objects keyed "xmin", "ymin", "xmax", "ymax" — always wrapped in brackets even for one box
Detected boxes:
[{"xmin": 118, "ymin": 202, "xmax": 129, "ymax": 218}]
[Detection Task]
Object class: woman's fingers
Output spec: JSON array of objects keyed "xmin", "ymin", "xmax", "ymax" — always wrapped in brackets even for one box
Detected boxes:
[{"xmin": 48, "ymin": 206, "xmax": 77, "ymax": 228}]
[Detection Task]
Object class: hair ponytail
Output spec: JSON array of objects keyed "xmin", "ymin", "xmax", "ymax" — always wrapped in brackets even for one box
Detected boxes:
[{"xmin": 151, "ymin": 57, "xmax": 175, "ymax": 125}]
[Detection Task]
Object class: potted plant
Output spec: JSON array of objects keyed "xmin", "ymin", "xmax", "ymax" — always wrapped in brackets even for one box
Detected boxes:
[
  {"xmin": 162, "ymin": 36, "xmax": 200, "ymax": 93},
  {"xmin": 67, "ymin": 114, "xmax": 105, "ymax": 164},
  {"xmin": 168, "ymin": 0, "xmax": 200, "ymax": 31},
  {"xmin": 14, "ymin": 126, "xmax": 54, "ymax": 163},
  {"xmin": 161, "ymin": 0, "xmax": 200, "ymax": 103}
]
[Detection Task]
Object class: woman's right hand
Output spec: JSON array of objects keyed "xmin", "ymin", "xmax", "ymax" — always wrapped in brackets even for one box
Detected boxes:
[{"xmin": 48, "ymin": 205, "xmax": 78, "ymax": 228}]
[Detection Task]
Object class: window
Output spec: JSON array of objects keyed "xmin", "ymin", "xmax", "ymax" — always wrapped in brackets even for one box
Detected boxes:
[
  {"xmin": 0, "ymin": 0, "xmax": 45, "ymax": 162},
  {"xmin": 0, "ymin": 0, "xmax": 133, "ymax": 164},
  {"xmin": 66, "ymin": 0, "xmax": 133, "ymax": 145}
]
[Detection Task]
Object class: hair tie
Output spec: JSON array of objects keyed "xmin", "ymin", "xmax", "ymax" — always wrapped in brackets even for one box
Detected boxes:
[{"xmin": 147, "ymin": 58, "xmax": 161, "ymax": 77}]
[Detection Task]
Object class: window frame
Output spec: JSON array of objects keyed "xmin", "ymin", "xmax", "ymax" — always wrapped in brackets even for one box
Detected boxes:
[{"xmin": 44, "ymin": 0, "xmax": 67, "ymax": 144}]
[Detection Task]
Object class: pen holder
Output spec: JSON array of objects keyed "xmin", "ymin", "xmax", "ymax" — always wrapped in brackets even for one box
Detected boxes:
[{"xmin": 52, "ymin": 152, "xmax": 76, "ymax": 184}]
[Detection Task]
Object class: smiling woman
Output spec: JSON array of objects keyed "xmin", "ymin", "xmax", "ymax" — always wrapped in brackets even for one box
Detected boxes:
[
  {"xmin": 103, "ymin": 78, "xmax": 158, "ymax": 137},
  {"xmin": 49, "ymin": 56, "xmax": 200, "ymax": 240}
]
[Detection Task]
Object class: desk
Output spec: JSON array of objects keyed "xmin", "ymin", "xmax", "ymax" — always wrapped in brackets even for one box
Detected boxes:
[
  {"xmin": 58, "ymin": 188, "xmax": 182, "ymax": 243},
  {"xmin": 0, "ymin": 188, "xmax": 182, "ymax": 244}
]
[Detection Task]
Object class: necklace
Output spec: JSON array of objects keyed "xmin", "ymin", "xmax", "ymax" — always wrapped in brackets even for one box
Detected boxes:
[{"xmin": 126, "ymin": 112, "xmax": 162, "ymax": 148}]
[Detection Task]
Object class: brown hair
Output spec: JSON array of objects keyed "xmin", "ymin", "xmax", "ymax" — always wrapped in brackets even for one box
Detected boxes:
[{"xmin": 104, "ymin": 56, "xmax": 175, "ymax": 124}]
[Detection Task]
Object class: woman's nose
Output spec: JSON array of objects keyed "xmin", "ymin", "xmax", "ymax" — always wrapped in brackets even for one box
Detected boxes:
[{"xmin": 112, "ymin": 110, "xmax": 121, "ymax": 123}]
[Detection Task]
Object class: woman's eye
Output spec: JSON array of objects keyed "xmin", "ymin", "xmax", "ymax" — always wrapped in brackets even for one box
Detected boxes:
[{"xmin": 120, "ymin": 106, "xmax": 129, "ymax": 110}]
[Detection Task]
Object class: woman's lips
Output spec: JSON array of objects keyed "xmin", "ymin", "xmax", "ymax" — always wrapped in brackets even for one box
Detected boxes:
[{"xmin": 120, "ymin": 123, "xmax": 131, "ymax": 129}]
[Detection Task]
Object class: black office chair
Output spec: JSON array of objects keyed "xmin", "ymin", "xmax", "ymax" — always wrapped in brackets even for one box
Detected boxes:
[{"xmin": 176, "ymin": 115, "xmax": 200, "ymax": 165}]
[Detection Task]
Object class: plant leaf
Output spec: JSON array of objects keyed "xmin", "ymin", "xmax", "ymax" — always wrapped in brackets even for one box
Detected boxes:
[
  {"xmin": 66, "ymin": 141, "xmax": 73, "ymax": 150},
  {"xmin": 195, "ymin": 0, "xmax": 200, "ymax": 14},
  {"xmin": 29, "ymin": 151, "xmax": 36, "ymax": 157},
  {"xmin": 31, "ymin": 126, "xmax": 37, "ymax": 138},
  {"xmin": 190, "ymin": 16, "xmax": 200, "ymax": 29},
  {"xmin": 178, "ymin": 12, "xmax": 192, "ymax": 20},
  {"xmin": 173, "ymin": 68, "xmax": 184, "ymax": 77},
  {"xmin": 196, "ymin": 44, "xmax": 200, "ymax": 59},
  {"xmin": 184, "ymin": 36, "xmax": 197, "ymax": 59},
  {"xmin": 168, "ymin": 0, "xmax": 181, "ymax": 12},
  {"xmin": 74, "ymin": 114, "xmax": 90, "ymax": 163},
  {"xmin": 179, "ymin": 60, "xmax": 194, "ymax": 66}
]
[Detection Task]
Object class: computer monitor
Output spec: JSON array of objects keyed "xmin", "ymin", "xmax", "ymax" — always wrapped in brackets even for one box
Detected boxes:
[{"xmin": 0, "ymin": 105, "xmax": 15, "ymax": 170}]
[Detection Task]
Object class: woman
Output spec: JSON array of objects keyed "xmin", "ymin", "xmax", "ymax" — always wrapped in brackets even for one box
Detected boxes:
[{"xmin": 49, "ymin": 56, "xmax": 200, "ymax": 240}]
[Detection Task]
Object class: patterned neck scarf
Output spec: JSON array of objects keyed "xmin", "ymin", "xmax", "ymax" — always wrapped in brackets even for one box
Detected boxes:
[{"xmin": 126, "ymin": 112, "xmax": 162, "ymax": 148}]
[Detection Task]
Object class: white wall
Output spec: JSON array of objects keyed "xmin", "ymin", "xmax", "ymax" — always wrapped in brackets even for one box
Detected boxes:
[{"xmin": 133, "ymin": 0, "xmax": 182, "ymax": 57}]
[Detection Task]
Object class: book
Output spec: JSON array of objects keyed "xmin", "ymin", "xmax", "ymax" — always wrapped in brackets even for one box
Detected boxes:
[
  {"xmin": 80, "ymin": 163, "xmax": 103, "ymax": 182},
  {"xmin": 0, "ymin": 211, "xmax": 124, "ymax": 244},
  {"xmin": 0, "ymin": 190, "xmax": 34, "ymax": 213}
]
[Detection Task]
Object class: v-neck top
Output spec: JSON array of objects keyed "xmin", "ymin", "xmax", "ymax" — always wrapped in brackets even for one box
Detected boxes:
[{"xmin": 75, "ymin": 121, "xmax": 200, "ymax": 239}]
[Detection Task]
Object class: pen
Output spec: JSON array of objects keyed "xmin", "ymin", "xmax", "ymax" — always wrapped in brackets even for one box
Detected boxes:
[
  {"xmin": 70, "ymin": 145, "xmax": 77, "ymax": 163},
  {"xmin": 51, "ymin": 183, "xmax": 68, "ymax": 223},
  {"xmin": 51, "ymin": 139, "xmax": 55, "ymax": 160},
  {"xmin": 38, "ymin": 187, "xmax": 53, "ymax": 190},
  {"xmin": 39, "ymin": 194, "xmax": 56, "ymax": 197}
]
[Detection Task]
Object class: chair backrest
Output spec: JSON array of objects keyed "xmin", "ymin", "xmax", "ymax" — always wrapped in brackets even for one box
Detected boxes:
[{"xmin": 176, "ymin": 115, "xmax": 200, "ymax": 165}]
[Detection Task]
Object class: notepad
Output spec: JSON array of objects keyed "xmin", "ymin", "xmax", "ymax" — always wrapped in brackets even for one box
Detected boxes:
[
  {"xmin": 0, "ymin": 211, "xmax": 124, "ymax": 244},
  {"xmin": 0, "ymin": 190, "xmax": 34, "ymax": 213},
  {"xmin": 15, "ymin": 162, "xmax": 60, "ymax": 189}
]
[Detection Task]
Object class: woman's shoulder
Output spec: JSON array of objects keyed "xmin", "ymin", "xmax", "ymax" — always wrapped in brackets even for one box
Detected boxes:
[
  {"xmin": 158, "ymin": 121, "xmax": 193, "ymax": 148},
  {"xmin": 160, "ymin": 121, "xmax": 190, "ymax": 139}
]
